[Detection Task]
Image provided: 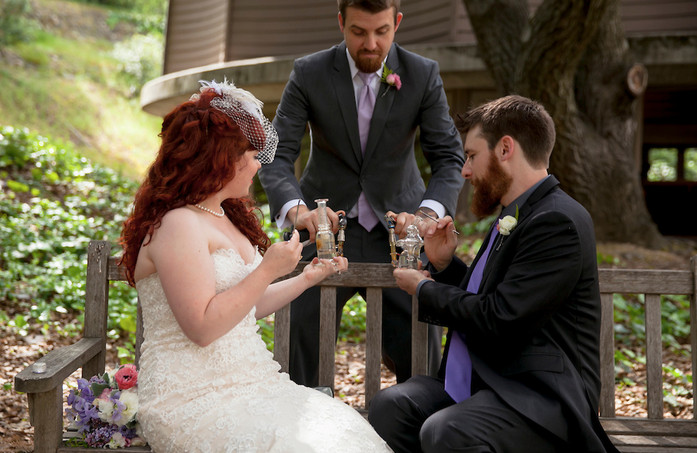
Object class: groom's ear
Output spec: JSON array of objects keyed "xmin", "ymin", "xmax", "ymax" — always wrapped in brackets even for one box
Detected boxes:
[{"xmin": 338, "ymin": 12, "xmax": 345, "ymax": 32}]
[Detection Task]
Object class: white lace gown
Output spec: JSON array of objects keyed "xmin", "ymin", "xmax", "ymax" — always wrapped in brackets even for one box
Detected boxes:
[{"xmin": 136, "ymin": 248, "xmax": 392, "ymax": 453}]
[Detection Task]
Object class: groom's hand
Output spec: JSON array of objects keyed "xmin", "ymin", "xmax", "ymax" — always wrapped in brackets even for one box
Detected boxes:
[
  {"xmin": 423, "ymin": 215, "xmax": 457, "ymax": 271},
  {"xmin": 393, "ymin": 268, "xmax": 432, "ymax": 295}
]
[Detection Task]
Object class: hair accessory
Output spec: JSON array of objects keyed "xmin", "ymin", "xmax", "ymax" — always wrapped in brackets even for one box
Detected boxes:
[{"xmin": 190, "ymin": 79, "xmax": 278, "ymax": 164}]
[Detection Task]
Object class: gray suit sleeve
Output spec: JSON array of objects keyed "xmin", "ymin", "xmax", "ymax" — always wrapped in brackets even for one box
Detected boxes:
[
  {"xmin": 257, "ymin": 62, "xmax": 308, "ymax": 219},
  {"xmin": 418, "ymin": 61, "xmax": 465, "ymax": 216}
]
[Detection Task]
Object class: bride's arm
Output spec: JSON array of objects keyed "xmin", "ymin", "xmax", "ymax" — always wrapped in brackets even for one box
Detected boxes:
[
  {"xmin": 146, "ymin": 210, "xmax": 303, "ymax": 347},
  {"xmin": 254, "ymin": 256, "xmax": 348, "ymax": 319}
]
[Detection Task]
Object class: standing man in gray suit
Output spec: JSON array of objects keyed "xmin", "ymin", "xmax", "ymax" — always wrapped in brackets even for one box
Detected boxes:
[{"xmin": 258, "ymin": 0, "xmax": 465, "ymax": 387}]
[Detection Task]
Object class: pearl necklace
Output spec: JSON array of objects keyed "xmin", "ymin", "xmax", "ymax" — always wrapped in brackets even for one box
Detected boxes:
[{"xmin": 193, "ymin": 203, "xmax": 225, "ymax": 217}]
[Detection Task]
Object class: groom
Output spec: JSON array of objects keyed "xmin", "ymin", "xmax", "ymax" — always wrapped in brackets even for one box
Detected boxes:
[{"xmin": 368, "ymin": 95, "xmax": 619, "ymax": 452}]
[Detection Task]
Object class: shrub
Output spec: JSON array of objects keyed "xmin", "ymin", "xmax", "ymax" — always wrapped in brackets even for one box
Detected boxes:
[{"xmin": 0, "ymin": 0, "xmax": 37, "ymax": 46}]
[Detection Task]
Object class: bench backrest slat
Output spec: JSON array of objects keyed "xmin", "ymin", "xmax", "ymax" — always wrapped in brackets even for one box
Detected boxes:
[
  {"xmin": 599, "ymin": 292, "xmax": 616, "ymax": 416},
  {"xmin": 101, "ymin": 242, "xmax": 696, "ymax": 417},
  {"xmin": 645, "ymin": 293, "xmax": 663, "ymax": 419}
]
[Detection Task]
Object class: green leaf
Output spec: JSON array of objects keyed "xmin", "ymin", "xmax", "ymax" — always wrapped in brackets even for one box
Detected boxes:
[{"xmin": 6, "ymin": 179, "xmax": 29, "ymax": 192}]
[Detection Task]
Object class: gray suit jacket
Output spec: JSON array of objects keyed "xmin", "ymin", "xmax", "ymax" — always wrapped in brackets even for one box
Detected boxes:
[{"xmin": 258, "ymin": 42, "xmax": 464, "ymax": 226}]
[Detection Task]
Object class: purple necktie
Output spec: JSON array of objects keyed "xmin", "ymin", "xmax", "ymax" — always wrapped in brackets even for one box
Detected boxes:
[
  {"xmin": 356, "ymin": 72, "xmax": 379, "ymax": 232},
  {"xmin": 444, "ymin": 227, "xmax": 499, "ymax": 403}
]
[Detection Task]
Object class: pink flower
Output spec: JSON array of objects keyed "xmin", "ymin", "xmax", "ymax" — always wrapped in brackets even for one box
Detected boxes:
[
  {"xmin": 114, "ymin": 364, "xmax": 138, "ymax": 390},
  {"xmin": 386, "ymin": 73, "xmax": 401, "ymax": 90},
  {"xmin": 380, "ymin": 64, "xmax": 402, "ymax": 96}
]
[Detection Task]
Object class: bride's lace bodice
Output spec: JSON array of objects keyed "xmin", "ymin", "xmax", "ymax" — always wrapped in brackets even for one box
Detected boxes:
[{"xmin": 135, "ymin": 248, "xmax": 391, "ymax": 453}]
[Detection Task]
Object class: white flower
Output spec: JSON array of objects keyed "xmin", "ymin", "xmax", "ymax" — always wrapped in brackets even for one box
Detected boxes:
[
  {"xmin": 96, "ymin": 397, "xmax": 115, "ymax": 424},
  {"xmin": 118, "ymin": 388, "xmax": 139, "ymax": 426},
  {"xmin": 107, "ymin": 432, "xmax": 127, "ymax": 449},
  {"xmin": 497, "ymin": 215, "xmax": 518, "ymax": 236}
]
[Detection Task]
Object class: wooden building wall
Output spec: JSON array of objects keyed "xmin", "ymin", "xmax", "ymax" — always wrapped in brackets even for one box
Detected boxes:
[
  {"xmin": 164, "ymin": 0, "xmax": 468, "ymax": 74},
  {"xmin": 163, "ymin": 0, "xmax": 697, "ymax": 75}
]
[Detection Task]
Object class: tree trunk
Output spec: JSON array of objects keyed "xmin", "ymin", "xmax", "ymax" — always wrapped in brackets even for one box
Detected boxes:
[{"xmin": 463, "ymin": 0, "xmax": 663, "ymax": 247}]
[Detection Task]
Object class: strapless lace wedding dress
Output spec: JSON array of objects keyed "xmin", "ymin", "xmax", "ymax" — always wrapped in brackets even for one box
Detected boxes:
[{"xmin": 136, "ymin": 248, "xmax": 392, "ymax": 452}]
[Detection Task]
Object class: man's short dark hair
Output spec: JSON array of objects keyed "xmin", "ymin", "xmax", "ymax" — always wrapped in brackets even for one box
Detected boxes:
[
  {"xmin": 338, "ymin": 0, "xmax": 401, "ymax": 22},
  {"xmin": 456, "ymin": 95, "xmax": 556, "ymax": 169}
]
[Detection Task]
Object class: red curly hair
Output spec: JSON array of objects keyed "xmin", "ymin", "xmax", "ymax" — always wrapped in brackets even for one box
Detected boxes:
[{"xmin": 119, "ymin": 88, "xmax": 270, "ymax": 286}]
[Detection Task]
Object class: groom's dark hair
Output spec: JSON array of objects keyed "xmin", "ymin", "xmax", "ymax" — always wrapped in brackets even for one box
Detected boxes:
[
  {"xmin": 338, "ymin": 0, "xmax": 401, "ymax": 23},
  {"xmin": 456, "ymin": 95, "xmax": 556, "ymax": 169}
]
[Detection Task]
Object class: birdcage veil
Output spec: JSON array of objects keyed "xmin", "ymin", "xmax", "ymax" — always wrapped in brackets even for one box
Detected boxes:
[{"xmin": 190, "ymin": 79, "xmax": 278, "ymax": 164}]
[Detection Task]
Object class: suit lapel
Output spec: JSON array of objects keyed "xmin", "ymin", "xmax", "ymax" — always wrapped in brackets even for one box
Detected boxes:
[
  {"xmin": 332, "ymin": 43, "xmax": 362, "ymax": 164},
  {"xmin": 364, "ymin": 45, "xmax": 399, "ymax": 163},
  {"xmin": 478, "ymin": 176, "xmax": 561, "ymax": 287}
]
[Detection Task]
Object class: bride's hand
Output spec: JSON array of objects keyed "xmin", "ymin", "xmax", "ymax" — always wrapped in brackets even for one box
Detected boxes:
[
  {"xmin": 260, "ymin": 231, "xmax": 304, "ymax": 280},
  {"xmin": 301, "ymin": 256, "xmax": 348, "ymax": 286}
]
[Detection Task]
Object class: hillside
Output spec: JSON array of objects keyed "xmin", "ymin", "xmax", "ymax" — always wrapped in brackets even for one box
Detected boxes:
[{"xmin": 0, "ymin": 0, "xmax": 162, "ymax": 179}]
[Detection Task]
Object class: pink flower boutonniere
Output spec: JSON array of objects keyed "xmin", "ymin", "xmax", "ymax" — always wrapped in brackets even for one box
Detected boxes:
[{"xmin": 381, "ymin": 64, "xmax": 401, "ymax": 96}]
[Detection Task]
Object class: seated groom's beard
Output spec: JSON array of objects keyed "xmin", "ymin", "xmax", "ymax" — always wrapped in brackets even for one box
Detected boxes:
[{"xmin": 471, "ymin": 154, "xmax": 512, "ymax": 218}]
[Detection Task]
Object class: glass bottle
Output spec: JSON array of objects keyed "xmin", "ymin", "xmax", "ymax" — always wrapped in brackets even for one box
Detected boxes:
[
  {"xmin": 314, "ymin": 198, "xmax": 336, "ymax": 260},
  {"xmin": 396, "ymin": 224, "xmax": 423, "ymax": 269}
]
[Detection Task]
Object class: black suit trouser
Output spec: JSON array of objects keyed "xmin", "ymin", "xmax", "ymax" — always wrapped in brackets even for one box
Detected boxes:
[
  {"xmin": 288, "ymin": 217, "xmax": 441, "ymax": 387},
  {"xmin": 368, "ymin": 375, "xmax": 565, "ymax": 453}
]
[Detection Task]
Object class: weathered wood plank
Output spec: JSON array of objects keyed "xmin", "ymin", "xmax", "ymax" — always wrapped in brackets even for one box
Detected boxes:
[
  {"xmin": 283, "ymin": 262, "xmax": 399, "ymax": 288},
  {"xmin": 273, "ymin": 304, "xmax": 290, "ymax": 373},
  {"xmin": 691, "ymin": 256, "xmax": 697, "ymax": 420},
  {"xmin": 601, "ymin": 417, "xmax": 697, "ymax": 435},
  {"xmin": 645, "ymin": 293, "xmax": 664, "ymax": 419},
  {"xmin": 108, "ymin": 256, "xmax": 127, "ymax": 281},
  {"xmin": 15, "ymin": 338, "xmax": 103, "ymax": 393},
  {"xmin": 59, "ymin": 431, "xmax": 151, "ymax": 452},
  {"xmin": 83, "ymin": 241, "xmax": 111, "ymax": 379},
  {"xmin": 318, "ymin": 286, "xmax": 337, "ymax": 388},
  {"xmin": 600, "ymin": 292, "xmax": 616, "ymax": 417},
  {"xmin": 365, "ymin": 287, "xmax": 382, "ymax": 408},
  {"xmin": 135, "ymin": 299, "xmax": 144, "ymax": 368},
  {"xmin": 610, "ymin": 434, "xmax": 697, "ymax": 446},
  {"xmin": 614, "ymin": 448, "xmax": 697, "ymax": 453},
  {"xmin": 29, "ymin": 387, "xmax": 63, "ymax": 453},
  {"xmin": 411, "ymin": 294, "xmax": 428, "ymax": 377},
  {"xmin": 598, "ymin": 268, "xmax": 693, "ymax": 295},
  {"xmin": 59, "ymin": 444, "xmax": 151, "ymax": 453}
]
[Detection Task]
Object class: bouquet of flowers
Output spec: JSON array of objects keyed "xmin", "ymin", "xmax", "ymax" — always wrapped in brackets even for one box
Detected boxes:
[{"xmin": 65, "ymin": 364, "xmax": 145, "ymax": 449}]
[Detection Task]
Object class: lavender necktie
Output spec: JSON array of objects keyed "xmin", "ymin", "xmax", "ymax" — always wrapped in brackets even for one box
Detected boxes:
[
  {"xmin": 444, "ymin": 227, "xmax": 499, "ymax": 403},
  {"xmin": 356, "ymin": 72, "xmax": 379, "ymax": 232}
]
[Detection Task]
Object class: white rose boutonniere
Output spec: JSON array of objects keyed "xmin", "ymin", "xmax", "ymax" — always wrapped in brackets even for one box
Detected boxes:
[
  {"xmin": 497, "ymin": 215, "xmax": 517, "ymax": 236},
  {"xmin": 495, "ymin": 205, "xmax": 519, "ymax": 250}
]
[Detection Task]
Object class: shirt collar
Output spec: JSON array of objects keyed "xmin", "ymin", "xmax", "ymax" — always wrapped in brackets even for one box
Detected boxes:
[{"xmin": 501, "ymin": 175, "xmax": 550, "ymax": 218}]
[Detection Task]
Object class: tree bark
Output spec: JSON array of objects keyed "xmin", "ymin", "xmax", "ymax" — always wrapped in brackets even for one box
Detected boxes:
[{"xmin": 463, "ymin": 0, "xmax": 663, "ymax": 247}]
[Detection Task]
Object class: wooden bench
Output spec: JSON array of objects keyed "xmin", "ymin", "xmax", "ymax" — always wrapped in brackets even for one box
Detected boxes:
[{"xmin": 14, "ymin": 240, "xmax": 697, "ymax": 452}]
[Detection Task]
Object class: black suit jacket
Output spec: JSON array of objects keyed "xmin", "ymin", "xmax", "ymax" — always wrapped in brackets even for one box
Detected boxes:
[
  {"xmin": 419, "ymin": 176, "xmax": 618, "ymax": 452},
  {"xmin": 258, "ymin": 42, "xmax": 464, "ymax": 225}
]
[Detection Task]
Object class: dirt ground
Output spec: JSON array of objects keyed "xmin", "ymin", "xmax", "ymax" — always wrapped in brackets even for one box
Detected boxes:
[{"xmin": 2, "ymin": 240, "xmax": 696, "ymax": 452}]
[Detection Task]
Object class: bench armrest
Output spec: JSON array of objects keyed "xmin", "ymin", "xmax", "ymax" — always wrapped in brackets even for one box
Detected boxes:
[{"xmin": 14, "ymin": 337, "xmax": 104, "ymax": 394}]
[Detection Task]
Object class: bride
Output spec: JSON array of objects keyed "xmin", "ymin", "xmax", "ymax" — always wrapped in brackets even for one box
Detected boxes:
[{"xmin": 119, "ymin": 80, "xmax": 392, "ymax": 452}]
